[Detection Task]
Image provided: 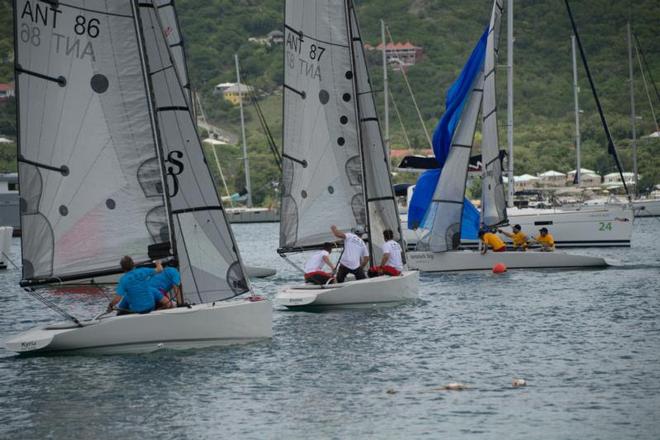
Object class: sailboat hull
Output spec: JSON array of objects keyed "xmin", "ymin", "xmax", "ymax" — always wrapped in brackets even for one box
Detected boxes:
[
  {"xmin": 4, "ymin": 298, "xmax": 272, "ymax": 355},
  {"xmin": 275, "ymin": 271, "xmax": 418, "ymax": 309},
  {"xmin": 407, "ymin": 250, "xmax": 607, "ymax": 272}
]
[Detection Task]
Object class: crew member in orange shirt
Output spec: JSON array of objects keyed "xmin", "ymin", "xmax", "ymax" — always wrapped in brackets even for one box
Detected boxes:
[{"xmin": 478, "ymin": 229, "xmax": 506, "ymax": 254}]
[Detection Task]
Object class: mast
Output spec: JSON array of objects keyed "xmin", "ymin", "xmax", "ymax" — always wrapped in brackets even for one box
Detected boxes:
[
  {"xmin": 235, "ymin": 54, "xmax": 253, "ymax": 208},
  {"xmin": 506, "ymin": 0, "xmax": 514, "ymax": 208},
  {"xmin": 571, "ymin": 35, "xmax": 581, "ymax": 185},
  {"xmin": 346, "ymin": 0, "xmax": 374, "ymax": 263},
  {"xmin": 627, "ymin": 22, "xmax": 638, "ymax": 197},
  {"xmin": 381, "ymin": 19, "xmax": 390, "ymax": 156}
]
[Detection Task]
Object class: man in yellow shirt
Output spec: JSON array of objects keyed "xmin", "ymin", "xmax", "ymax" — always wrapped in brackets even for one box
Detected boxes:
[
  {"xmin": 478, "ymin": 229, "xmax": 506, "ymax": 254},
  {"xmin": 498, "ymin": 224, "xmax": 528, "ymax": 251},
  {"xmin": 532, "ymin": 227, "xmax": 555, "ymax": 251}
]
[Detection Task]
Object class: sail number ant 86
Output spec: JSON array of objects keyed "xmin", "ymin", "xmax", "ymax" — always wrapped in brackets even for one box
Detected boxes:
[{"xmin": 19, "ymin": 0, "xmax": 99, "ymax": 62}]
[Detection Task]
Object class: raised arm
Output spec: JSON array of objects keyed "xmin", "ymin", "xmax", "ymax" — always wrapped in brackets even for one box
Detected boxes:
[{"xmin": 330, "ymin": 225, "xmax": 346, "ymax": 240}]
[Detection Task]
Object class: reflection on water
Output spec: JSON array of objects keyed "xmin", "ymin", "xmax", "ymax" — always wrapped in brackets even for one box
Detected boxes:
[{"xmin": 1, "ymin": 220, "xmax": 660, "ymax": 439}]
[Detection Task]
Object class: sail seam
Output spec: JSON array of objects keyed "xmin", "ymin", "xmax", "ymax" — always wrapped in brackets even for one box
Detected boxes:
[
  {"xmin": 149, "ymin": 64, "xmax": 175, "ymax": 76},
  {"xmin": 56, "ymin": 2, "xmax": 133, "ymax": 18}
]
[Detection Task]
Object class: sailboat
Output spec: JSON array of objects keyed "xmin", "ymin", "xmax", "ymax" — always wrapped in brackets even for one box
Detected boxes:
[
  {"xmin": 406, "ymin": 0, "xmax": 607, "ymax": 272},
  {"xmin": 274, "ymin": 0, "xmax": 418, "ymax": 309},
  {"xmin": 5, "ymin": 0, "xmax": 271, "ymax": 354}
]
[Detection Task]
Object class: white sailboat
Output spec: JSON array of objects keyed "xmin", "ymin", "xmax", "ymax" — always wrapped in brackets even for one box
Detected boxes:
[
  {"xmin": 406, "ymin": 0, "xmax": 607, "ymax": 272},
  {"xmin": 5, "ymin": 0, "xmax": 271, "ymax": 354},
  {"xmin": 275, "ymin": 0, "xmax": 418, "ymax": 309}
]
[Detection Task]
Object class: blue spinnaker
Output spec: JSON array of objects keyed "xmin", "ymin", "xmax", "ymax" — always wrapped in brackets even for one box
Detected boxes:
[{"xmin": 408, "ymin": 29, "xmax": 488, "ymax": 231}]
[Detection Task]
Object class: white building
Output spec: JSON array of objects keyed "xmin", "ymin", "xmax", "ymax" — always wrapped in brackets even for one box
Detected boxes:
[
  {"xmin": 538, "ymin": 170, "xmax": 566, "ymax": 187},
  {"xmin": 603, "ymin": 172, "xmax": 638, "ymax": 188}
]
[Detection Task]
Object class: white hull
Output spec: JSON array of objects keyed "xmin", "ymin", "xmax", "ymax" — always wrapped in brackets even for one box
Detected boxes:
[
  {"xmin": 0, "ymin": 226, "xmax": 12, "ymax": 269},
  {"xmin": 275, "ymin": 271, "xmax": 419, "ymax": 309},
  {"xmin": 632, "ymin": 198, "xmax": 660, "ymax": 217},
  {"xmin": 407, "ymin": 250, "xmax": 608, "ymax": 272},
  {"xmin": 4, "ymin": 298, "xmax": 272, "ymax": 354},
  {"xmin": 226, "ymin": 207, "xmax": 279, "ymax": 223},
  {"xmin": 57, "ymin": 264, "xmax": 276, "ymax": 286},
  {"xmin": 402, "ymin": 204, "xmax": 633, "ymax": 249}
]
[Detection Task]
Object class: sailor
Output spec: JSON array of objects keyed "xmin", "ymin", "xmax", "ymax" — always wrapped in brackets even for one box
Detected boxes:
[
  {"xmin": 368, "ymin": 229, "xmax": 403, "ymax": 277},
  {"xmin": 532, "ymin": 227, "xmax": 555, "ymax": 251},
  {"xmin": 148, "ymin": 259, "xmax": 183, "ymax": 306},
  {"xmin": 478, "ymin": 229, "xmax": 506, "ymax": 254},
  {"xmin": 330, "ymin": 225, "xmax": 369, "ymax": 283},
  {"xmin": 107, "ymin": 257, "xmax": 173, "ymax": 314},
  {"xmin": 303, "ymin": 242, "xmax": 336, "ymax": 285},
  {"xmin": 498, "ymin": 224, "xmax": 528, "ymax": 251}
]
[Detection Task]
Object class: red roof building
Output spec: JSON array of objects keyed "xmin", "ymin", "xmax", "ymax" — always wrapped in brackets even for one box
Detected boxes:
[
  {"xmin": 365, "ymin": 41, "xmax": 423, "ymax": 70},
  {"xmin": 0, "ymin": 83, "xmax": 15, "ymax": 100}
]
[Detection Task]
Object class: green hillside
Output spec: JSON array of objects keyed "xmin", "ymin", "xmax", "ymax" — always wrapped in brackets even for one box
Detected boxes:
[{"xmin": 1, "ymin": 0, "xmax": 659, "ymax": 203}]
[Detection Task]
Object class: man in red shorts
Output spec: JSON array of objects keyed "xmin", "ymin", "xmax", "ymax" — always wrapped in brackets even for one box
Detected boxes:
[{"xmin": 303, "ymin": 242, "xmax": 336, "ymax": 285}]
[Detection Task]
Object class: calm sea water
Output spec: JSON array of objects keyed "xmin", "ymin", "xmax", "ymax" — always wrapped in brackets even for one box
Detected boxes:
[{"xmin": 1, "ymin": 220, "xmax": 659, "ymax": 439}]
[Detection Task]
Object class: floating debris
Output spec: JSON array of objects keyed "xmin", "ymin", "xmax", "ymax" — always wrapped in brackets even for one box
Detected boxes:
[
  {"xmin": 385, "ymin": 389, "xmax": 397, "ymax": 395},
  {"xmin": 434, "ymin": 382, "xmax": 468, "ymax": 391},
  {"xmin": 512, "ymin": 378, "xmax": 527, "ymax": 387}
]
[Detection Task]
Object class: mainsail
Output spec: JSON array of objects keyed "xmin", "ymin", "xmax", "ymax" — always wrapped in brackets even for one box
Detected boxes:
[
  {"xmin": 138, "ymin": 1, "xmax": 249, "ymax": 302},
  {"xmin": 15, "ymin": 0, "xmax": 167, "ymax": 284},
  {"xmin": 280, "ymin": 0, "xmax": 365, "ymax": 251},
  {"xmin": 480, "ymin": 0, "xmax": 508, "ymax": 227},
  {"xmin": 347, "ymin": 3, "xmax": 404, "ymax": 262}
]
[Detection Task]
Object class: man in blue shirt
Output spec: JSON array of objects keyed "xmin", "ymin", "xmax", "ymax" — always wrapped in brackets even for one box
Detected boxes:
[
  {"xmin": 149, "ymin": 261, "xmax": 183, "ymax": 307},
  {"xmin": 107, "ymin": 256, "xmax": 173, "ymax": 314}
]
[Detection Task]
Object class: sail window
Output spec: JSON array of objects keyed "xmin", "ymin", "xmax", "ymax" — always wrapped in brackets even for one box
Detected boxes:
[
  {"xmin": 342, "ymin": 93, "xmax": 351, "ymax": 102},
  {"xmin": 106, "ymin": 199, "xmax": 116, "ymax": 210},
  {"xmin": 319, "ymin": 89, "xmax": 329, "ymax": 104},
  {"xmin": 337, "ymin": 137, "xmax": 345, "ymax": 146},
  {"xmin": 59, "ymin": 205, "xmax": 68, "ymax": 216},
  {"xmin": 340, "ymin": 115, "xmax": 348, "ymax": 124},
  {"xmin": 90, "ymin": 74, "xmax": 109, "ymax": 94},
  {"xmin": 301, "ymin": 190, "xmax": 307, "ymax": 198}
]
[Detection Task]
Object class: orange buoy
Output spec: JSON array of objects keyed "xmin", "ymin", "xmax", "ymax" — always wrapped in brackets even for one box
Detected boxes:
[{"xmin": 492, "ymin": 262, "xmax": 507, "ymax": 274}]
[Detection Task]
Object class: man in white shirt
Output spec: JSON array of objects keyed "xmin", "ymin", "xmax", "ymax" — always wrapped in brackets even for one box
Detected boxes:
[
  {"xmin": 368, "ymin": 229, "xmax": 403, "ymax": 277},
  {"xmin": 303, "ymin": 242, "xmax": 335, "ymax": 285},
  {"xmin": 330, "ymin": 225, "xmax": 369, "ymax": 283}
]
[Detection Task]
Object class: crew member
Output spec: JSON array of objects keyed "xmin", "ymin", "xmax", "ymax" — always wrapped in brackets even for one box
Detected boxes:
[
  {"xmin": 498, "ymin": 224, "xmax": 528, "ymax": 251},
  {"xmin": 149, "ymin": 259, "xmax": 183, "ymax": 306},
  {"xmin": 533, "ymin": 227, "xmax": 555, "ymax": 251},
  {"xmin": 479, "ymin": 229, "xmax": 506, "ymax": 254},
  {"xmin": 107, "ymin": 257, "xmax": 173, "ymax": 314},
  {"xmin": 369, "ymin": 229, "xmax": 403, "ymax": 277},
  {"xmin": 303, "ymin": 242, "xmax": 335, "ymax": 285},
  {"xmin": 330, "ymin": 225, "xmax": 369, "ymax": 283}
]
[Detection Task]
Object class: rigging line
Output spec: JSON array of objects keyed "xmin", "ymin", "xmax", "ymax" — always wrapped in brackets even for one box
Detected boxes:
[
  {"xmin": 385, "ymin": 25, "xmax": 432, "ymax": 149},
  {"xmin": 633, "ymin": 40, "xmax": 659, "ymax": 133},
  {"xmin": 388, "ymin": 88, "xmax": 412, "ymax": 149},
  {"xmin": 633, "ymin": 33, "xmax": 660, "ymax": 108},
  {"xmin": 563, "ymin": 0, "xmax": 629, "ymax": 198},
  {"xmin": 23, "ymin": 287, "xmax": 82, "ymax": 326}
]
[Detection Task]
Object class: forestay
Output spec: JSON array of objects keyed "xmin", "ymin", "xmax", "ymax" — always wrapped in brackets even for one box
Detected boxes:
[
  {"xmin": 154, "ymin": 0, "xmax": 191, "ymax": 107},
  {"xmin": 15, "ymin": 0, "xmax": 167, "ymax": 283},
  {"xmin": 138, "ymin": 1, "xmax": 249, "ymax": 302},
  {"xmin": 348, "ymin": 3, "xmax": 403, "ymax": 263},
  {"xmin": 480, "ymin": 0, "xmax": 508, "ymax": 227},
  {"xmin": 280, "ymin": 0, "xmax": 365, "ymax": 251}
]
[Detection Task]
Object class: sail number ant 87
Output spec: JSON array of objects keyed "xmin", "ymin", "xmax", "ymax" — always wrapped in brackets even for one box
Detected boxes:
[
  {"xmin": 19, "ymin": 0, "xmax": 99, "ymax": 62},
  {"xmin": 285, "ymin": 30, "xmax": 325, "ymax": 81}
]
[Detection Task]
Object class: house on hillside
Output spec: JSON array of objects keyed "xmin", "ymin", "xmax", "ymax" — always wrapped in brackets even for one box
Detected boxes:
[
  {"xmin": 248, "ymin": 30, "xmax": 284, "ymax": 47},
  {"xmin": 603, "ymin": 172, "xmax": 638, "ymax": 189},
  {"xmin": 221, "ymin": 83, "xmax": 254, "ymax": 105},
  {"xmin": 566, "ymin": 168, "xmax": 601, "ymax": 187},
  {"xmin": 0, "ymin": 83, "xmax": 15, "ymax": 101},
  {"xmin": 364, "ymin": 41, "xmax": 423, "ymax": 71}
]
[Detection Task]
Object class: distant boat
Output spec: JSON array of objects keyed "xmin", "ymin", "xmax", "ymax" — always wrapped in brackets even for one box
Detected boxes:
[
  {"xmin": 406, "ymin": 0, "xmax": 607, "ymax": 272},
  {"xmin": 5, "ymin": 0, "xmax": 271, "ymax": 354},
  {"xmin": 275, "ymin": 0, "xmax": 418, "ymax": 309}
]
